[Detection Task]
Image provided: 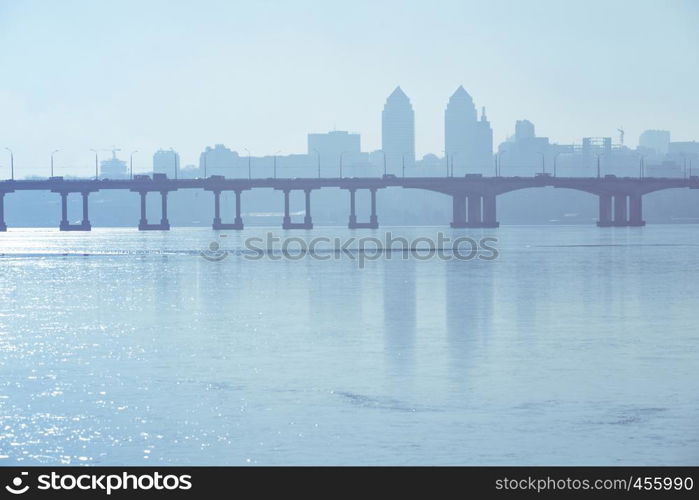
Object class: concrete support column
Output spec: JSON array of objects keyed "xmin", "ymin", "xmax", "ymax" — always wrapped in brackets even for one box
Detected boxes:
[
  {"xmin": 468, "ymin": 194, "xmax": 482, "ymax": 226},
  {"xmin": 160, "ymin": 191, "xmax": 170, "ymax": 228},
  {"xmin": 369, "ymin": 188, "xmax": 378, "ymax": 226},
  {"xmin": 80, "ymin": 192, "xmax": 91, "ymax": 230},
  {"xmin": 283, "ymin": 190, "xmax": 291, "ymax": 227},
  {"xmin": 482, "ymin": 193, "xmax": 499, "ymax": 228},
  {"xmin": 450, "ymin": 193, "xmax": 466, "ymax": 228},
  {"xmin": 234, "ymin": 190, "xmax": 243, "ymax": 226},
  {"xmin": 597, "ymin": 194, "xmax": 612, "ymax": 227},
  {"xmin": 213, "ymin": 191, "xmax": 221, "ymax": 226},
  {"xmin": 60, "ymin": 192, "xmax": 69, "ymax": 230},
  {"xmin": 81, "ymin": 192, "xmax": 90, "ymax": 225},
  {"xmin": 348, "ymin": 189, "xmax": 357, "ymax": 227},
  {"xmin": 0, "ymin": 192, "xmax": 6, "ymax": 231},
  {"xmin": 614, "ymin": 194, "xmax": 628, "ymax": 226},
  {"xmin": 139, "ymin": 192, "xmax": 148, "ymax": 228},
  {"xmin": 629, "ymin": 193, "xmax": 645, "ymax": 226},
  {"xmin": 304, "ymin": 189, "xmax": 312, "ymax": 225}
]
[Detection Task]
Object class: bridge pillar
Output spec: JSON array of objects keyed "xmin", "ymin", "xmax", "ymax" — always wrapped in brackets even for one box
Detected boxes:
[
  {"xmin": 348, "ymin": 189, "xmax": 357, "ymax": 227},
  {"xmin": 0, "ymin": 192, "xmax": 6, "ymax": 232},
  {"xmin": 467, "ymin": 194, "xmax": 482, "ymax": 227},
  {"xmin": 348, "ymin": 188, "xmax": 378, "ymax": 229},
  {"xmin": 235, "ymin": 190, "xmax": 243, "ymax": 228},
  {"xmin": 482, "ymin": 193, "xmax": 500, "ymax": 228},
  {"xmin": 596, "ymin": 194, "xmax": 613, "ymax": 227},
  {"xmin": 59, "ymin": 192, "xmax": 69, "ymax": 230},
  {"xmin": 282, "ymin": 189, "xmax": 313, "ymax": 229},
  {"xmin": 629, "ymin": 194, "xmax": 646, "ymax": 226},
  {"xmin": 213, "ymin": 191, "xmax": 222, "ymax": 227},
  {"xmin": 369, "ymin": 188, "xmax": 378, "ymax": 228},
  {"xmin": 160, "ymin": 191, "xmax": 170, "ymax": 229},
  {"xmin": 450, "ymin": 194, "xmax": 467, "ymax": 228},
  {"xmin": 138, "ymin": 192, "xmax": 148, "ymax": 229},
  {"xmin": 304, "ymin": 189, "xmax": 313, "ymax": 227},
  {"xmin": 212, "ymin": 190, "xmax": 244, "ymax": 230},
  {"xmin": 80, "ymin": 192, "xmax": 92, "ymax": 230},
  {"xmin": 613, "ymin": 194, "xmax": 628, "ymax": 226},
  {"xmin": 282, "ymin": 189, "xmax": 291, "ymax": 228},
  {"xmin": 138, "ymin": 191, "xmax": 170, "ymax": 230}
]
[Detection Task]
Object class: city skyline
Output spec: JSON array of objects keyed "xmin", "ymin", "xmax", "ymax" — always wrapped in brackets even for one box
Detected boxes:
[
  {"xmin": 1, "ymin": 0, "xmax": 697, "ymax": 176},
  {"xmin": 2, "ymin": 82, "xmax": 697, "ymax": 179}
]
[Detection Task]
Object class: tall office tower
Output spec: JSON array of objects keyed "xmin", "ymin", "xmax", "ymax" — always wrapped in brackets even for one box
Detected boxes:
[
  {"xmin": 153, "ymin": 149, "xmax": 180, "ymax": 176},
  {"xmin": 639, "ymin": 130, "xmax": 671, "ymax": 156},
  {"xmin": 382, "ymin": 86, "xmax": 415, "ymax": 174},
  {"xmin": 444, "ymin": 86, "xmax": 493, "ymax": 174}
]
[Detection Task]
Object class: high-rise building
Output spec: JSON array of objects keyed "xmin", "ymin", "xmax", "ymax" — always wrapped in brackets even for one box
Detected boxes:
[
  {"xmin": 99, "ymin": 149, "xmax": 128, "ymax": 179},
  {"xmin": 444, "ymin": 86, "xmax": 493, "ymax": 175},
  {"xmin": 639, "ymin": 130, "xmax": 671, "ymax": 156},
  {"xmin": 307, "ymin": 131, "xmax": 361, "ymax": 173},
  {"xmin": 199, "ymin": 144, "xmax": 239, "ymax": 177},
  {"xmin": 382, "ymin": 86, "xmax": 415, "ymax": 173},
  {"xmin": 153, "ymin": 149, "xmax": 180, "ymax": 177}
]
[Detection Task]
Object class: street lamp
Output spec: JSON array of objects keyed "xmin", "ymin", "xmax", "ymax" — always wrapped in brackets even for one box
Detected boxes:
[
  {"xmin": 90, "ymin": 149, "xmax": 99, "ymax": 180},
  {"xmin": 51, "ymin": 149, "xmax": 60, "ymax": 177},
  {"xmin": 4, "ymin": 148, "xmax": 13, "ymax": 180},
  {"xmin": 442, "ymin": 151, "xmax": 449, "ymax": 177},
  {"xmin": 536, "ymin": 151, "xmax": 546, "ymax": 175},
  {"xmin": 313, "ymin": 148, "xmax": 320, "ymax": 178},
  {"xmin": 130, "ymin": 150, "xmax": 138, "ymax": 180},
  {"xmin": 377, "ymin": 149, "xmax": 386, "ymax": 176},
  {"xmin": 244, "ymin": 148, "xmax": 251, "ymax": 179},
  {"xmin": 596, "ymin": 154, "xmax": 602, "ymax": 178},
  {"xmin": 553, "ymin": 152, "xmax": 562, "ymax": 177},
  {"xmin": 496, "ymin": 150, "xmax": 508, "ymax": 177},
  {"xmin": 173, "ymin": 150, "xmax": 179, "ymax": 180},
  {"xmin": 402, "ymin": 154, "xmax": 407, "ymax": 178},
  {"xmin": 273, "ymin": 150, "xmax": 281, "ymax": 179}
]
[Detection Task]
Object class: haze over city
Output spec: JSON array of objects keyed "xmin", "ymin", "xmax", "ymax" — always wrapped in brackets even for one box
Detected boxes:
[{"xmin": 1, "ymin": 0, "xmax": 698, "ymax": 176}]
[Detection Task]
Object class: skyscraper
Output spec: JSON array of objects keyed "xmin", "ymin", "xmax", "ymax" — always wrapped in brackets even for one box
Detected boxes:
[
  {"xmin": 444, "ymin": 86, "xmax": 493, "ymax": 175},
  {"xmin": 153, "ymin": 149, "xmax": 180, "ymax": 176},
  {"xmin": 382, "ymin": 86, "xmax": 415, "ymax": 173}
]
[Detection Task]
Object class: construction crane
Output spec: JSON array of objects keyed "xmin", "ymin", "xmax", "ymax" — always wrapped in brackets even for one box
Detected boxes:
[{"xmin": 617, "ymin": 127, "xmax": 625, "ymax": 146}]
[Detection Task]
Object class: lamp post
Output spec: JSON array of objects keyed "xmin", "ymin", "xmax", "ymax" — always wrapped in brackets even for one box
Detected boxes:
[
  {"xmin": 402, "ymin": 154, "xmax": 406, "ymax": 178},
  {"xmin": 130, "ymin": 150, "xmax": 138, "ymax": 180},
  {"xmin": 90, "ymin": 149, "xmax": 99, "ymax": 180},
  {"xmin": 244, "ymin": 148, "xmax": 251, "ymax": 179},
  {"xmin": 174, "ymin": 151, "xmax": 179, "ymax": 180},
  {"xmin": 553, "ymin": 152, "xmax": 562, "ymax": 177},
  {"xmin": 442, "ymin": 151, "xmax": 449, "ymax": 177},
  {"xmin": 273, "ymin": 150, "xmax": 281, "ymax": 179},
  {"xmin": 377, "ymin": 149, "xmax": 386, "ymax": 176},
  {"xmin": 639, "ymin": 155, "xmax": 645, "ymax": 179},
  {"xmin": 4, "ymin": 148, "xmax": 13, "ymax": 180},
  {"xmin": 51, "ymin": 149, "xmax": 60, "ymax": 178},
  {"xmin": 596, "ymin": 154, "xmax": 602, "ymax": 178},
  {"xmin": 313, "ymin": 148, "xmax": 320, "ymax": 178},
  {"xmin": 536, "ymin": 151, "xmax": 545, "ymax": 175}
]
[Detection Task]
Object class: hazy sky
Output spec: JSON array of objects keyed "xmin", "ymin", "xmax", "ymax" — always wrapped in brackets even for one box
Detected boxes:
[{"xmin": 1, "ymin": 0, "xmax": 697, "ymax": 176}]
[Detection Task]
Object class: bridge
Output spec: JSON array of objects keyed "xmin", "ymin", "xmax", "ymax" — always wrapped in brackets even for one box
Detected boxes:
[{"xmin": 1, "ymin": 174, "xmax": 698, "ymax": 231}]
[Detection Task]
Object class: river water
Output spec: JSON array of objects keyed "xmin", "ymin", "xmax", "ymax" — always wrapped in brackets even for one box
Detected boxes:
[{"xmin": 0, "ymin": 225, "xmax": 697, "ymax": 465}]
